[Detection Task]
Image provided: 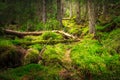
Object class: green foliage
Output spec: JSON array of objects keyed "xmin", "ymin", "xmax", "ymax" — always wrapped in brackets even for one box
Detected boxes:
[
  {"xmin": 41, "ymin": 32, "xmax": 63, "ymax": 40},
  {"xmin": 97, "ymin": 16, "xmax": 120, "ymax": 32},
  {"xmin": 20, "ymin": 19, "xmax": 61, "ymax": 31},
  {"xmin": 45, "ymin": 19, "xmax": 60, "ymax": 30},
  {"xmin": 36, "ymin": 22, "xmax": 45, "ymax": 31},
  {"xmin": 0, "ymin": 2, "xmax": 7, "ymax": 12},
  {"xmin": 0, "ymin": 1, "xmax": 36, "ymax": 26}
]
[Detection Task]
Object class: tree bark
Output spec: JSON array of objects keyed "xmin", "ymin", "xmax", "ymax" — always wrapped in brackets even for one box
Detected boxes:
[
  {"xmin": 88, "ymin": 0, "xmax": 96, "ymax": 34},
  {"xmin": 36, "ymin": 0, "xmax": 42, "ymax": 21},
  {"xmin": 4, "ymin": 29, "xmax": 76, "ymax": 39},
  {"xmin": 84, "ymin": 0, "xmax": 88, "ymax": 21},
  {"xmin": 42, "ymin": 0, "xmax": 47, "ymax": 23},
  {"xmin": 76, "ymin": 1, "xmax": 81, "ymax": 24},
  {"xmin": 57, "ymin": 0, "xmax": 63, "ymax": 27},
  {"xmin": 69, "ymin": 1, "xmax": 72, "ymax": 18},
  {"xmin": 102, "ymin": 0, "xmax": 108, "ymax": 21}
]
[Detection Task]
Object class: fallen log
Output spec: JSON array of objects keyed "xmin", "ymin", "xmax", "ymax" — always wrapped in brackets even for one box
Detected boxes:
[
  {"xmin": 52, "ymin": 30, "xmax": 76, "ymax": 39},
  {"xmin": 62, "ymin": 18, "xmax": 71, "ymax": 20},
  {"xmin": 4, "ymin": 29, "xmax": 76, "ymax": 39},
  {"xmin": 4, "ymin": 29, "xmax": 43, "ymax": 37},
  {"xmin": 12, "ymin": 39, "xmax": 80, "ymax": 45}
]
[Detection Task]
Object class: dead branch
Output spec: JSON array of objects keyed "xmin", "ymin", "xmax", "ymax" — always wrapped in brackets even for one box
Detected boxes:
[{"xmin": 3, "ymin": 29, "xmax": 76, "ymax": 39}]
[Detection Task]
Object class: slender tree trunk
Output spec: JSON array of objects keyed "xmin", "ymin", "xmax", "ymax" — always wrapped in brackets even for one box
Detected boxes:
[
  {"xmin": 36, "ymin": 0, "xmax": 42, "ymax": 22},
  {"xmin": 76, "ymin": 1, "xmax": 81, "ymax": 24},
  {"xmin": 83, "ymin": 0, "xmax": 88, "ymax": 21},
  {"xmin": 42, "ymin": 0, "xmax": 47, "ymax": 23},
  {"xmin": 88, "ymin": 0, "xmax": 96, "ymax": 34},
  {"xmin": 102, "ymin": 0, "xmax": 108, "ymax": 21},
  {"xmin": 69, "ymin": 1, "xmax": 72, "ymax": 18},
  {"xmin": 57, "ymin": 0, "xmax": 63, "ymax": 27},
  {"xmin": 61, "ymin": 1, "xmax": 64, "ymax": 18}
]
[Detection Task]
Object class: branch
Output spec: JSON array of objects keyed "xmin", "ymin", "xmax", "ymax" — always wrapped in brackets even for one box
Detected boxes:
[
  {"xmin": 4, "ymin": 29, "xmax": 76, "ymax": 39},
  {"xmin": 4, "ymin": 29, "xmax": 43, "ymax": 36}
]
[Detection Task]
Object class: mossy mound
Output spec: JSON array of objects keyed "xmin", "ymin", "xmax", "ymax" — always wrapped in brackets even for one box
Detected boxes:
[
  {"xmin": 23, "ymin": 48, "xmax": 39, "ymax": 65},
  {"xmin": 0, "ymin": 39, "xmax": 25, "ymax": 68},
  {"xmin": 41, "ymin": 32, "xmax": 63, "ymax": 40}
]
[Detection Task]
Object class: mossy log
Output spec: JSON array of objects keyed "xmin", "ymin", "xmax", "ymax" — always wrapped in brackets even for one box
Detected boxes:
[
  {"xmin": 13, "ymin": 39, "xmax": 80, "ymax": 45},
  {"xmin": 4, "ymin": 29, "xmax": 43, "ymax": 37},
  {"xmin": 4, "ymin": 29, "xmax": 76, "ymax": 39}
]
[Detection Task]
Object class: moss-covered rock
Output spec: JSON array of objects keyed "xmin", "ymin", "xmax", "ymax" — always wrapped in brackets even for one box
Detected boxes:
[
  {"xmin": 41, "ymin": 32, "xmax": 63, "ymax": 40},
  {"xmin": 0, "ymin": 39, "xmax": 26, "ymax": 68}
]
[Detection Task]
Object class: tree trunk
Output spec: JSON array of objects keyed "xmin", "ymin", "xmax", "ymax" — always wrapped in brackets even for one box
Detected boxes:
[
  {"xmin": 84, "ymin": 0, "xmax": 88, "ymax": 21},
  {"xmin": 3, "ymin": 29, "xmax": 76, "ymax": 39},
  {"xmin": 42, "ymin": 0, "xmax": 47, "ymax": 23},
  {"xmin": 57, "ymin": 0, "xmax": 63, "ymax": 27},
  {"xmin": 36, "ymin": 0, "xmax": 42, "ymax": 22},
  {"xmin": 76, "ymin": 1, "xmax": 81, "ymax": 24},
  {"xmin": 88, "ymin": 0, "xmax": 96, "ymax": 34},
  {"xmin": 69, "ymin": 1, "xmax": 72, "ymax": 18},
  {"xmin": 102, "ymin": 0, "xmax": 108, "ymax": 21}
]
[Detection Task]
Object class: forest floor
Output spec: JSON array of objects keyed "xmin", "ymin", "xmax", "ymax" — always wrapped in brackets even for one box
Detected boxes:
[{"xmin": 0, "ymin": 19, "xmax": 120, "ymax": 80}]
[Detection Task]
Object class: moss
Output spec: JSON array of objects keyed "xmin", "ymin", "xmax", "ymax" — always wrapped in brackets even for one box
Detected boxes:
[
  {"xmin": 0, "ymin": 64, "xmax": 44, "ymax": 80},
  {"xmin": 41, "ymin": 32, "xmax": 63, "ymax": 40},
  {"xmin": 0, "ymin": 39, "xmax": 24, "ymax": 68},
  {"xmin": 103, "ymin": 29, "xmax": 120, "ymax": 54},
  {"xmin": 23, "ymin": 48, "xmax": 39, "ymax": 65},
  {"xmin": 42, "ymin": 44, "xmax": 66, "ymax": 66},
  {"xmin": 69, "ymin": 27, "xmax": 82, "ymax": 37}
]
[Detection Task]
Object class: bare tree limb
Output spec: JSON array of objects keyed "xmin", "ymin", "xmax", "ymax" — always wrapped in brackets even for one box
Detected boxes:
[{"xmin": 3, "ymin": 29, "xmax": 76, "ymax": 39}]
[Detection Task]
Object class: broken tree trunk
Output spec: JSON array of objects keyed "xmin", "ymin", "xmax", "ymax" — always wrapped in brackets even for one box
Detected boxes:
[
  {"xmin": 12, "ymin": 39, "xmax": 80, "ymax": 45},
  {"xmin": 3, "ymin": 29, "xmax": 76, "ymax": 39},
  {"xmin": 4, "ymin": 29, "xmax": 43, "ymax": 37}
]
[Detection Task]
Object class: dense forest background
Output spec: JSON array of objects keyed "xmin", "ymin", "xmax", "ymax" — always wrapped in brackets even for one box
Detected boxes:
[{"xmin": 0, "ymin": 0, "xmax": 120, "ymax": 80}]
